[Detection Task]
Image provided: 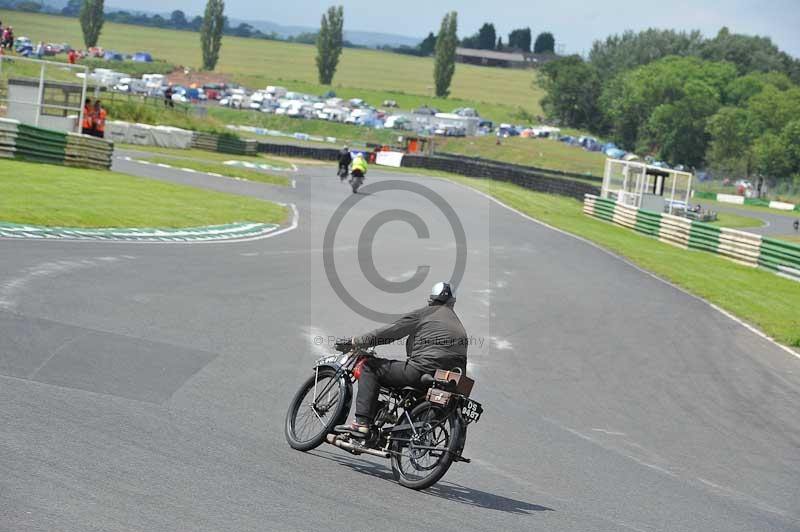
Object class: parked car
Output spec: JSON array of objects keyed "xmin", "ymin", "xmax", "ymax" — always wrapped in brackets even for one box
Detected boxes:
[{"xmin": 382, "ymin": 99, "xmax": 398, "ymax": 108}]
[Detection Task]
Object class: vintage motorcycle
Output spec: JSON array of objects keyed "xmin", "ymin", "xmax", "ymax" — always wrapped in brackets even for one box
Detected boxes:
[{"xmin": 285, "ymin": 344, "xmax": 483, "ymax": 490}]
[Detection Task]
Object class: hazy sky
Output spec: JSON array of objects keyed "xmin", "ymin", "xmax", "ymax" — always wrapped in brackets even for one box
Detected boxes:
[{"xmin": 123, "ymin": 0, "xmax": 800, "ymax": 57}]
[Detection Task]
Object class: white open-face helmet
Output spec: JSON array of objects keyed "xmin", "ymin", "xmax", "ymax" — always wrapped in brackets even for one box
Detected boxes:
[{"xmin": 428, "ymin": 281, "xmax": 455, "ymax": 305}]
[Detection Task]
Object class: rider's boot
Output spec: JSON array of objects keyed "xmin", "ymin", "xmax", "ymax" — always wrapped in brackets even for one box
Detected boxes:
[{"xmin": 334, "ymin": 417, "xmax": 371, "ymax": 438}]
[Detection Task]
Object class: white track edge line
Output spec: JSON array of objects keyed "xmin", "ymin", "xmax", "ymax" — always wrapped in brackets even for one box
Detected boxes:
[{"xmin": 434, "ymin": 176, "xmax": 800, "ymax": 361}]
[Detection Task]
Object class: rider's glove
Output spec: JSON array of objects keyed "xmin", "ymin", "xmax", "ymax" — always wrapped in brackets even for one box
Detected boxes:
[{"xmin": 334, "ymin": 337, "xmax": 353, "ymax": 352}]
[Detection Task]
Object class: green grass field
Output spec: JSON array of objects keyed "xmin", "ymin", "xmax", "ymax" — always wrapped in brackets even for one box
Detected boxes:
[
  {"xmin": 434, "ymin": 136, "xmax": 607, "ymax": 176},
  {"xmin": 433, "ymin": 173, "xmax": 800, "ymax": 348},
  {"xmin": 0, "ymin": 160, "xmax": 287, "ymax": 227},
  {"xmin": 699, "ymin": 198, "xmax": 800, "ymax": 219},
  {"xmin": 0, "ymin": 10, "xmax": 543, "ymax": 123}
]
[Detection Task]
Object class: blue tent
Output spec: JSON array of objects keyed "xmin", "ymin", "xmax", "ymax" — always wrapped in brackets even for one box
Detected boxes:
[
  {"xmin": 104, "ymin": 51, "xmax": 124, "ymax": 61},
  {"xmin": 606, "ymin": 148, "xmax": 626, "ymax": 159},
  {"xmin": 132, "ymin": 52, "xmax": 153, "ymax": 63}
]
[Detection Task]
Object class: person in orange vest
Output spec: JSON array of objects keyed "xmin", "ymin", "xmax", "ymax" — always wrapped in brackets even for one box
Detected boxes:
[
  {"xmin": 93, "ymin": 100, "xmax": 107, "ymax": 138},
  {"xmin": 81, "ymin": 98, "xmax": 94, "ymax": 135}
]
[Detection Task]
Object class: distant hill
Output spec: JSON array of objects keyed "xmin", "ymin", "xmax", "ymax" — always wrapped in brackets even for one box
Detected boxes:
[{"xmin": 246, "ymin": 19, "xmax": 421, "ymax": 48}]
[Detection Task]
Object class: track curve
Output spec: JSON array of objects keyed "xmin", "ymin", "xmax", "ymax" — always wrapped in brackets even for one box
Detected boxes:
[{"xmin": 1, "ymin": 161, "xmax": 798, "ymax": 532}]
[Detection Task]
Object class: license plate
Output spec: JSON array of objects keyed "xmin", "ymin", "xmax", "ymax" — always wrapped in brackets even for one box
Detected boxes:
[{"xmin": 461, "ymin": 399, "xmax": 483, "ymax": 423}]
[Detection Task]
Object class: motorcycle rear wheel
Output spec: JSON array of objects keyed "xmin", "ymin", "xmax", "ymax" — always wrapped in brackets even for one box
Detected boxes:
[
  {"xmin": 285, "ymin": 368, "xmax": 348, "ymax": 451},
  {"xmin": 390, "ymin": 402, "xmax": 462, "ymax": 490}
]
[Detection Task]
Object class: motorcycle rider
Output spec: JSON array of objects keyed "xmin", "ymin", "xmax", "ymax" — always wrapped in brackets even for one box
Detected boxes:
[
  {"xmin": 350, "ymin": 152, "xmax": 368, "ymax": 178},
  {"xmin": 334, "ymin": 282, "xmax": 468, "ymax": 438},
  {"xmin": 337, "ymin": 145, "xmax": 352, "ymax": 181}
]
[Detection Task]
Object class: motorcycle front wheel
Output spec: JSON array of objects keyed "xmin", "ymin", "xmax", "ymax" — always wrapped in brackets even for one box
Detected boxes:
[
  {"xmin": 285, "ymin": 368, "xmax": 349, "ymax": 451},
  {"xmin": 390, "ymin": 401, "xmax": 463, "ymax": 490}
]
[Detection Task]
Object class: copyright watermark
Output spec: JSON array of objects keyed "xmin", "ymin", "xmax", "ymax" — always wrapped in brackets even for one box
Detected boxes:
[{"xmin": 322, "ymin": 179, "xmax": 467, "ymax": 323}]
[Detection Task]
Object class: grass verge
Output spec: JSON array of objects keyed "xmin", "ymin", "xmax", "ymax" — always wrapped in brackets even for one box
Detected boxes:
[
  {"xmin": 708, "ymin": 212, "xmax": 765, "ymax": 229},
  {"xmin": 143, "ymin": 157, "xmax": 290, "ymax": 186},
  {"xmin": 433, "ymin": 136, "xmax": 607, "ymax": 177},
  {"xmin": 0, "ymin": 160, "xmax": 287, "ymax": 227},
  {"xmin": 438, "ymin": 174, "xmax": 800, "ymax": 348}
]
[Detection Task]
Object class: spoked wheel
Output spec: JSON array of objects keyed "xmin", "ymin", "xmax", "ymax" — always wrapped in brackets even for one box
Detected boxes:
[
  {"xmin": 285, "ymin": 368, "xmax": 348, "ymax": 451},
  {"xmin": 390, "ymin": 401, "xmax": 463, "ymax": 490}
]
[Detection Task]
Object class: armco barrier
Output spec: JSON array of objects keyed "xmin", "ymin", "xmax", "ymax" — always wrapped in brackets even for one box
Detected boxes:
[
  {"xmin": 256, "ymin": 140, "xmax": 340, "ymax": 161},
  {"xmin": 403, "ymin": 154, "xmax": 600, "ymax": 200},
  {"xmin": 584, "ymin": 194, "xmax": 800, "ymax": 281},
  {"xmin": 430, "ymin": 151, "xmax": 603, "ymax": 183},
  {"xmin": 0, "ymin": 118, "xmax": 113, "ymax": 169}
]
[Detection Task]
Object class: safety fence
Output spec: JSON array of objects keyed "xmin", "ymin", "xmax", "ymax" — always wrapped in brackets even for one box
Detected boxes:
[
  {"xmin": 402, "ymin": 154, "xmax": 600, "ymax": 200},
  {"xmin": 0, "ymin": 118, "xmax": 113, "ymax": 169},
  {"xmin": 693, "ymin": 190, "xmax": 800, "ymax": 212},
  {"xmin": 256, "ymin": 140, "xmax": 339, "ymax": 161},
  {"xmin": 584, "ymin": 194, "xmax": 800, "ymax": 281}
]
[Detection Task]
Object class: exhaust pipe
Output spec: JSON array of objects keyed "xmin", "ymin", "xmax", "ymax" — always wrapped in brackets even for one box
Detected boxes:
[{"xmin": 325, "ymin": 434, "xmax": 389, "ymax": 458}]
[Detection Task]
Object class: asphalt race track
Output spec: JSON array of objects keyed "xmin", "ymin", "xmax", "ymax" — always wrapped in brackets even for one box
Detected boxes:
[{"xmin": 2, "ymin": 158, "xmax": 799, "ymax": 532}]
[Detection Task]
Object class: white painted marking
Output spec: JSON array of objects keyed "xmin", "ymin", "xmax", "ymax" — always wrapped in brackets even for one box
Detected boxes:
[
  {"xmin": 208, "ymin": 172, "xmax": 223, "ymax": 177},
  {"xmin": 433, "ymin": 176, "xmax": 800, "ymax": 361},
  {"xmin": 490, "ymin": 337, "xmax": 513, "ymax": 350},
  {"xmin": 591, "ymin": 428, "xmax": 626, "ymax": 436},
  {"xmin": 769, "ymin": 201, "xmax": 796, "ymax": 211},
  {"xmin": 291, "ymin": 178, "xmax": 297, "ymax": 189},
  {"xmin": 156, "ymin": 163, "xmax": 172, "ymax": 169},
  {"xmin": 180, "ymin": 168, "xmax": 197, "ymax": 173}
]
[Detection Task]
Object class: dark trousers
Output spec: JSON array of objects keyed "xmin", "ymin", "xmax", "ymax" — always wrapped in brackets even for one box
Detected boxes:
[{"xmin": 355, "ymin": 358, "xmax": 424, "ymax": 420}]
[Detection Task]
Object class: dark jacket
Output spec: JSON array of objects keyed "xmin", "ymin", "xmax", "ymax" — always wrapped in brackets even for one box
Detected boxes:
[
  {"xmin": 338, "ymin": 149, "xmax": 352, "ymax": 166},
  {"xmin": 353, "ymin": 300, "xmax": 467, "ymax": 374}
]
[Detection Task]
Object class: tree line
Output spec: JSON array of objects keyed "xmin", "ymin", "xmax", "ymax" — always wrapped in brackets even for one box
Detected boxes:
[
  {"xmin": 386, "ymin": 25, "xmax": 555, "ymax": 57},
  {"xmin": 540, "ymin": 28, "xmax": 800, "ymax": 185}
]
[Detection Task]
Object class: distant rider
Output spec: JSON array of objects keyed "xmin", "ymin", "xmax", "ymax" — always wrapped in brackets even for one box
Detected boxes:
[
  {"xmin": 334, "ymin": 282, "xmax": 468, "ymax": 438},
  {"xmin": 337, "ymin": 146, "xmax": 352, "ymax": 181},
  {"xmin": 350, "ymin": 153, "xmax": 368, "ymax": 178}
]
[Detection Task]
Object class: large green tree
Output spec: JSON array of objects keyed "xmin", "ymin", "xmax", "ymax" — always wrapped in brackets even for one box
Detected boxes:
[
  {"xmin": 589, "ymin": 29, "xmax": 704, "ymax": 81},
  {"xmin": 508, "ymin": 27, "xmax": 531, "ymax": 52},
  {"xmin": 705, "ymin": 107, "xmax": 754, "ymax": 177},
  {"xmin": 533, "ymin": 32, "xmax": 555, "ymax": 53},
  {"xmin": 601, "ymin": 56, "xmax": 736, "ymax": 153},
  {"xmin": 701, "ymin": 27, "xmax": 800, "ymax": 82},
  {"xmin": 200, "ymin": 0, "xmax": 225, "ymax": 70},
  {"xmin": 316, "ymin": 5, "xmax": 344, "ymax": 85},
  {"xmin": 539, "ymin": 55, "xmax": 603, "ymax": 130},
  {"xmin": 477, "ymin": 23, "xmax": 496, "ymax": 50},
  {"xmin": 79, "ymin": 0, "xmax": 104, "ymax": 48},
  {"xmin": 418, "ymin": 32, "xmax": 436, "ymax": 56},
  {"xmin": 434, "ymin": 12, "xmax": 458, "ymax": 98}
]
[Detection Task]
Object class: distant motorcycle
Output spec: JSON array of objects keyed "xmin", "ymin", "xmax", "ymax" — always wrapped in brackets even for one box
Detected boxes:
[
  {"xmin": 349, "ymin": 169, "xmax": 365, "ymax": 194},
  {"xmin": 285, "ymin": 344, "xmax": 483, "ymax": 490},
  {"xmin": 337, "ymin": 164, "xmax": 349, "ymax": 181}
]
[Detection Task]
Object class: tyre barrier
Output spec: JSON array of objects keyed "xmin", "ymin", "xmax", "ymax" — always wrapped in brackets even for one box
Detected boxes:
[
  {"xmin": 402, "ymin": 154, "xmax": 600, "ymax": 200},
  {"xmin": 190, "ymin": 132, "xmax": 257, "ymax": 156},
  {"xmin": 0, "ymin": 118, "xmax": 113, "ymax": 170},
  {"xmin": 584, "ymin": 194, "xmax": 800, "ymax": 281}
]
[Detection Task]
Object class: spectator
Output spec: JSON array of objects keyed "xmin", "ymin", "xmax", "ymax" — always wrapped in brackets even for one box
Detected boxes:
[
  {"xmin": 93, "ymin": 100, "xmax": 107, "ymax": 138},
  {"xmin": 35, "ymin": 41, "xmax": 43, "ymax": 59},
  {"xmin": 67, "ymin": 49, "xmax": 77, "ymax": 65},
  {"xmin": 81, "ymin": 98, "xmax": 94, "ymax": 136},
  {"xmin": 163, "ymin": 84, "xmax": 174, "ymax": 108}
]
